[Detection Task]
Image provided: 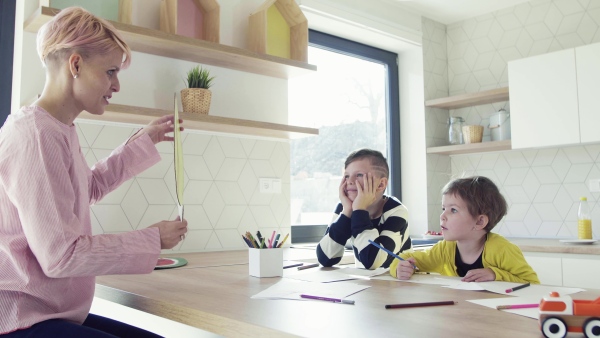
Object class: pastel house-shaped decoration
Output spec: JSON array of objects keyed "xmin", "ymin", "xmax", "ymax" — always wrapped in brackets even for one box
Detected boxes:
[
  {"xmin": 42, "ymin": 0, "xmax": 133, "ymax": 24},
  {"xmin": 248, "ymin": 0, "xmax": 308, "ymax": 62},
  {"xmin": 159, "ymin": 0, "xmax": 220, "ymax": 43}
]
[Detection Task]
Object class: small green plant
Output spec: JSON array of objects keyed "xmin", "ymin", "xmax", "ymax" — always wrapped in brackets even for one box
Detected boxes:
[{"xmin": 185, "ymin": 65, "xmax": 215, "ymax": 89}]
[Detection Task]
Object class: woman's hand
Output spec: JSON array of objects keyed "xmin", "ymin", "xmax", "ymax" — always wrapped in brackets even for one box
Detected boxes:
[
  {"xmin": 395, "ymin": 257, "xmax": 417, "ymax": 280},
  {"xmin": 128, "ymin": 114, "xmax": 183, "ymax": 145},
  {"xmin": 148, "ymin": 217, "xmax": 188, "ymax": 249},
  {"xmin": 461, "ymin": 268, "xmax": 495, "ymax": 282}
]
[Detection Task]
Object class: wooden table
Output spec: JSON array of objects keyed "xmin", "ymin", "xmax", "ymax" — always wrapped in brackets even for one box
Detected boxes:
[{"xmin": 95, "ymin": 249, "xmax": 600, "ymax": 337}]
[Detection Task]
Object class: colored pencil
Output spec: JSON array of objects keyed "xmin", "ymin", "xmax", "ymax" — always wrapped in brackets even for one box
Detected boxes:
[
  {"xmin": 496, "ymin": 303, "xmax": 538, "ymax": 310},
  {"xmin": 242, "ymin": 235, "xmax": 253, "ymax": 248},
  {"xmin": 300, "ymin": 294, "xmax": 355, "ymax": 305},
  {"xmin": 297, "ymin": 263, "xmax": 319, "ymax": 270},
  {"xmin": 283, "ymin": 263, "xmax": 303, "ymax": 269},
  {"xmin": 276, "ymin": 233, "xmax": 290, "ymax": 248},
  {"xmin": 367, "ymin": 239, "xmax": 417, "ymax": 269},
  {"xmin": 385, "ymin": 301, "xmax": 456, "ymax": 309},
  {"xmin": 505, "ymin": 282, "xmax": 530, "ymax": 293},
  {"xmin": 269, "ymin": 231, "xmax": 276, "ymax": 248},
  {"xmin": 245, "ymin": 232, "xmax": 259, "ymax": 248}
]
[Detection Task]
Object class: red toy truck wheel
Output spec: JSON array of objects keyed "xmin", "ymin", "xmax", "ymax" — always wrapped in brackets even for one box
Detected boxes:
[
  {"xmin": 542, "ymin": 317, "xmax": 568, "ymax": 338},
  {"xmin": 584, "ymin": 318, "xmax": 600, "ymax": 338}
]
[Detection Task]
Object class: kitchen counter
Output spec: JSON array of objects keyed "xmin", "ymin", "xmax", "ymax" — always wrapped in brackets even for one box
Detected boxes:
[{"xmin": 508, "ymin": 238, "xmax": 600, "ymax": 255}]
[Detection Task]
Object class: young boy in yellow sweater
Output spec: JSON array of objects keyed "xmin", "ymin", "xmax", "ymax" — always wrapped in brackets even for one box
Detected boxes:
[{"xmin": 391, "ymin": 176, "xmax": 539, "ymax": 284}]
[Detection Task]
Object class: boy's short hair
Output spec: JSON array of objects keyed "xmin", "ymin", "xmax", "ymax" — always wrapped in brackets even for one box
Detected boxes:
[
  {"xmin": 344, "ymin": 149, "xmax": 389, "ymax": 178},
  {"xmin": 442, "ymin": 176, "xmax": 507, "ymax": 232}
]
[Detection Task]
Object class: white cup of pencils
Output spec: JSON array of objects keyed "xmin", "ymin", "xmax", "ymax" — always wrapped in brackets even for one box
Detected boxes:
[{"xmin": 244, "ymin": 231, "xmax": 288, "ymax": 278}]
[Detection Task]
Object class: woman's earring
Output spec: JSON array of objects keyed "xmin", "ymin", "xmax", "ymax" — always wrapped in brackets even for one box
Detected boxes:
[{"xmin": 73, "ymin": 74, "xmax": 78, "ymax": 79}]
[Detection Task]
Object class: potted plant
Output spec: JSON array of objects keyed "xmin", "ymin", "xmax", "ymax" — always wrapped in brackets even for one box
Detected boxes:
[{"xmin": 181, "ymin": 65, "xmax": 215, "ymax": 115}]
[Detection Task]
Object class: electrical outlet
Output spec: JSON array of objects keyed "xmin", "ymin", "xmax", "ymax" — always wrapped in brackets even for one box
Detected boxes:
[
  {"xmin": 590, "ymin": 179, "xmax": 600, "ymax": 192},
  {"xmin": 259, "ymin": 178, "xmax": 281, "ymax": 194},
  {"xmin": 259, "ymin": 178, "xmax": 272, "ymax": 193}
]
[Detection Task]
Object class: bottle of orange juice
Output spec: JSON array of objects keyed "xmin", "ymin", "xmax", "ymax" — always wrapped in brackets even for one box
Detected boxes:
[{"xmin": 578, "ymin": 197, "xmax": 592, "ymax": 240}]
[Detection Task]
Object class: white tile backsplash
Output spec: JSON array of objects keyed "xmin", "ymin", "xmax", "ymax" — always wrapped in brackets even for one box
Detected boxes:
[
  {"xmin": 216, "ymin": 137, "xmax": 247, "ymax": 158},
  {"xmin": 76, "ymin": 121, "xmax": 291, "ymax": 252},
  {"xmin": 120, "ymin": 180, "xmax": 148, "ymax": 228},
  {"xmin": 183, "ymin": 133, "xmax": 210, "ymax": 156},
  {"xmin": 215, "ymin": 182, "xmax": 246, "ymax": 205},
  {"xmin": 215, "ymin": 206, "xmax": 246, "ymax": 229},
  {"xmin": 214, "ymin": 158, "xmax": 246, "ymax": 181},
  {"xmin": 533, "ymin": 184, "xmax": 559, "ymax": 203},
  {"xmin": 91, "ymin": 205, "xmax": 133, "ymax": 233},
  {"xmin": 180, "ymin": 205, "xmax": 212, "ymax": 230}
]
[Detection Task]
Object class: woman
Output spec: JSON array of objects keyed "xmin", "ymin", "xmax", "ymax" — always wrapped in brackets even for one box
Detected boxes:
[{"xmin": 0, "ymin": 7, "xmax": 187, "ymax": 337}]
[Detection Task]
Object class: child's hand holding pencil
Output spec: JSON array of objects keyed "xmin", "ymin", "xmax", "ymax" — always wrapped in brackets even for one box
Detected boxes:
[{"xmin": 395, "ymin": 257, "xmax": 417, "ymax": 280}]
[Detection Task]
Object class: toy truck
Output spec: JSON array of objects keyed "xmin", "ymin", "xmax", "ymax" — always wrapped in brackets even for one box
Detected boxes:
[{"xmin": 539, "ymin": 292, "xmax": 600, "ymax": 338}]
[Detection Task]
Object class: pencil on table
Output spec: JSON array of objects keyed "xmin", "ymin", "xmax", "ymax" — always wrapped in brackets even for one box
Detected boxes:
[
  {"xmin": 385, "ymin": 301, "xmax": 456, "ymax": 309},
  {"xmin": 505, "ymin": 282, "xmax": 530, "ymax": 293},
  {"xmin": 496, "ymin": 304, "xmax": 538, "ymax": 310},
  {"xmin": 298, "ymin": 263, "xmax": 319, "ymax": 270}
]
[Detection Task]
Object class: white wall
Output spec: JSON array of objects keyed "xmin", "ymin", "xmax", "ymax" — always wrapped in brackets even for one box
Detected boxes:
[{"xmin": 424, "ymin": 0, "xmax": 600, "ymax": 239}]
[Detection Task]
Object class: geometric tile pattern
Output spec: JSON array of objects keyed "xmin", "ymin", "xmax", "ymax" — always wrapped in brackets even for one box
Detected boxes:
[
  {"xmin": 452, "ymin": 145, "xmax": 600, "ymax": 239},
  {"xmin": 424, "ymin": 0, "xmax": 600, "ymax": 238},
  {"xmin": 76, "ymin": 121, "xmax": 291, "ymax": 253},
  {"xmin": 423, "ymin": 17, "xmax": 452, "ymax": 227}
]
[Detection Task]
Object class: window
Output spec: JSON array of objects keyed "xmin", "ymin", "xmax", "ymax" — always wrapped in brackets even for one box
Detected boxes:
[{"xmin": 289, "ymin": 30, "xmax": 400, "ymax": 232}]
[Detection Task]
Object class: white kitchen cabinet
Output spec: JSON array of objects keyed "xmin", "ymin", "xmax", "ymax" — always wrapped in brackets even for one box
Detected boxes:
[
  {"xmin": 523, "ymin": 253, "xmax": 562, "ymax": 286},
  {"xmin": 523, "ymin": 252, "xmax": 600, "ymax": 289},
  {"xmin": 508, "ymin": 49, "xmax": 580, "ymax": 149},
  {"xmin": 577, "ymin": 43, "xmax": 600, "ymax": 144},
  {"xmin": 562, "ymin": 255, "xmax": 600, "ymax": 289}
]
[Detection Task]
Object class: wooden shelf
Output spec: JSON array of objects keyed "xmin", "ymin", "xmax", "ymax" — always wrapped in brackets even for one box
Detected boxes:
[
  {"xmin": 24, "ymin": 6, "xmax": 316, "ymax": 79},
  {"xmin": 427, "ymin": 140, "xmax": 511, "ymax": 155},
  {"xmin": 75, "ymin": 104, "xmax": 318, "ymax": 139},
  {"xmin": 425, "ymin": 87, "xmax": 509, "ymax": 109}
]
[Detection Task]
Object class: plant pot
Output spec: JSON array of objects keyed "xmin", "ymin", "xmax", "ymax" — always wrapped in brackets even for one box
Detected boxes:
[{"xmin": 181, "ymin": 88, "xmax": 212, "ymax": 115}]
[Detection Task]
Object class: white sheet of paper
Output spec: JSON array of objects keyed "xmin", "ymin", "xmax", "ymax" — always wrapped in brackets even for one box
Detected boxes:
[
  {"xmin": 338, "ymin": 267, "xmax": 389, "ymax": 277},
  {"xmin": 473, "ymin": 282, "xmax": 584, "ymax": 298},
  {"xmin": 443, "ymin": 281, "xmax": 485, "ymax": 290},
  {"xmin": 467, "ymin": 296, "xmax": 542, "ymax": 319},
  {"xmin": 251, "ymin": 278, "xmax": 370, "ymax": 300},
  {"xmin": 371, "ymin": 273, "xmax": 465, "ymax": 286},
  {"xmin": 284, "ymin": 270, "xmax": 360, "ymax": 283}
]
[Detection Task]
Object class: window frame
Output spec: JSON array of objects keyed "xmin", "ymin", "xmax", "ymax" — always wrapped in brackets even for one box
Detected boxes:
[
  {"xmin": 291, "ymin": 30, "xmax": 401, "ymax": 240},
  {"xmin": 307, "ymin": 29, "xmax": 401, "ymax": 198}
]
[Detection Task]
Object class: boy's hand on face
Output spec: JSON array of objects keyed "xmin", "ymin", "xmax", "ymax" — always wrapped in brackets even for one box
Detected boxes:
[
  {"xmin": 395, "ymin": 258, "xmax": 416, "ymax": 280},
  {"xmin": 339, "ymin": 177, "xmax": 353, "ymax": 217},
  {"xmin": 461, "ymin": 268, "xmax": 496, "ymax": 282},
  {"xmin": 352, "ymin": 172, "xmax": 379, "ymax": 211}
]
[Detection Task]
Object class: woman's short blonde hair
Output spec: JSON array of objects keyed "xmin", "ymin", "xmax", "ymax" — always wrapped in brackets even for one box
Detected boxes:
[{"xmin": 37, "ymin": 7, "xmax": 131, "ymax": 68}]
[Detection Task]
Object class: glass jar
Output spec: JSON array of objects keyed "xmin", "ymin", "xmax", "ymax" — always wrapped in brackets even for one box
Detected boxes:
[{"xmin": 448, "ymin": 117, "xmax": 464, "ymax": 145}]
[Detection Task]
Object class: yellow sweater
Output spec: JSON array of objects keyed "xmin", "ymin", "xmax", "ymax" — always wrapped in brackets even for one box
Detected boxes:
[{"xmin": 390, "ymin": 233, "xmax": 540, "ymax": 284}]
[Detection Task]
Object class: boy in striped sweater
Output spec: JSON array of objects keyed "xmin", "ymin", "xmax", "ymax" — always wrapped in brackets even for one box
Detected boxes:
[{"xmin": 317, "ymin": 149, "xmax": 412, "ymax": 269}]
